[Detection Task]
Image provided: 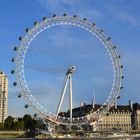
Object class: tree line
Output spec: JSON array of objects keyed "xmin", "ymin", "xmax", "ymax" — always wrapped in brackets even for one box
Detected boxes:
[{"xmin": 0, "ymin": 114, "xmax": 37, "ymax": 131}]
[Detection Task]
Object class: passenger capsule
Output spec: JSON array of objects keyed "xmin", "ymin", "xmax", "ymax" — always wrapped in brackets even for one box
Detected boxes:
[
  {"xmin": 121, "ymin": 76, "xmax": 124, "ymax": 79},
  {"xmin": 83, "ymin": 18, "xmax": 87, "ymax": 21},
  {"xmin": 11, "ymin": 70, "xmax": 15, "ymax": 74},
  {"xmin": 25, "ymin": 104, "xmax": 29, "ymax": 108},
  {"xmin": 117, "ymin": 55, "xmax": 121, "ymax": 58},
  {"xmin": 13, "ymin": 82, "xmax": 17, "ymax": 86},
  {"xmin": 34, "ymin": 21, "xmax": 38, "ymax": 26},
  {"xmin": 120, "ymin": 65, "xmax": 123, "ymax": 68},
  {"xmin": 11, "ymin": 58, "xmax": 15, "ymax": 62},
  {"xmin": 19, "ymin": 36, "xmax": 23, "ymax": 41},
  {"xmin": 25, "ymin": 28, "xmax": 29, "ymax": 32},
  {"xmin": 63, "ymin": 13, "xmax": 67, "ymax": 17},
  {"xmin": 117, "ymin": 96, "xmax": 121, "ymax": 99},
  {"xmin": 43, "ymin": 16, "xmax": 47, "ymax": 21},
  {"xmin": 34, "ymin": 113, "xmax": 37, "ymax": 117},
  {"xmin": 100, "ymin": 29, "xmax": 104, "ymax": 33},
  {"xmin": 18, "ymin": 94, "xmax": 21, "ymax": 98},
  {"xmin": 53, "ymin": 14, "xmax": 56, "ymax": 17},
  {"xmin": 113, "ymin": 45, "xmax": 116, "ymax": 49},
  {"xmin": 107, "ymin": 37, "xmax": 111, "ymax": 41},
  {"xmin": 14, "ymin": 46, "xmax": 18, "ymax": 51}
]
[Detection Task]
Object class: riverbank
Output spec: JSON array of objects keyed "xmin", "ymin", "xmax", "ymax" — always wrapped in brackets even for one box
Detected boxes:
[
  {"xmin": 0, "ymin": 130, "xmax": 140, "ymax": 139},
  {"xmin": 0, "ymin": 131, "xmax": 25, "ymax": 138}
]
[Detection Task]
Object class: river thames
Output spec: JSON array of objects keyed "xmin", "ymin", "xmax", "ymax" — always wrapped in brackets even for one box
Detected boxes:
[{"xmin": 0, "ymin": 138, "xmax": 140, "ymax": 140}]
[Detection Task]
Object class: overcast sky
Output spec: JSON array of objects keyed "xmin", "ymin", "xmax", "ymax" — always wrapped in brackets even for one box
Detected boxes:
[{"xmin": 0, "ymin": 0, "xmax": 140, "ymax": 117}]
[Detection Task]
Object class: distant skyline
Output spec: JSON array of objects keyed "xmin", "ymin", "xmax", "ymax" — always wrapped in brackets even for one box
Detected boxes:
[{"xmin": 0, "ymin": 0, "xmax": 140, "ymax": 117}]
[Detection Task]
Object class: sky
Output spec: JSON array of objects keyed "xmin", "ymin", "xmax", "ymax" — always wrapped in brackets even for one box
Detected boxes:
[{"xmin": 0, "ymin": 0, "xmax": 140, "ymax": 117}]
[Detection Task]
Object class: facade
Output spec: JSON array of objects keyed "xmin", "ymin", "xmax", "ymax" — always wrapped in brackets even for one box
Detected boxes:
[
  {"xmin": 62, "ymin": 100, "xmax": 135, "ymax": 131},
  {"xmin": 0, "ymin": 71, "xmax": 8, "ymax": 123},
  {"xmin": 76, "ymin": 103, "xmax": 132, "ymax": 131},
  {"xmin": 136, "ymin": 110, "xmax": 140, "ymax": 130},
  {"xmin": 131, "ymin": 103, "xmax": 140, "ymax": 130},
  {"xmin": 97, "ymin": 105, "xmax": 132, "ymax": 131}
]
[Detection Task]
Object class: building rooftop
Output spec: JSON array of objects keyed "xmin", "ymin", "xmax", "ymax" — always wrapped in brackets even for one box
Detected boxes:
[
  {"xmin": 133, "ymin": 103, "xmax": 140, "ymax": 110},
  {"xmin": 0, "ymin": 71, "xmax": 3, "ymax": 74},
  {"xmin": 59, "ymin": 102, "xmax": 136, "ymax": 117},
  {"xmin": 0, "ymin": 71, "xmax": 8, "ymax": 78}
]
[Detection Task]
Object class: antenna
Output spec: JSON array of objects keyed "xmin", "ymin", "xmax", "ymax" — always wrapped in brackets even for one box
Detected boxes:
[
  {"xmin": 93, "ymin": 90, "xmax": 96, "ymax": 103},
  {"xmin": 3, "ymin": 64, "xmax": 5, "ymax": 74}
]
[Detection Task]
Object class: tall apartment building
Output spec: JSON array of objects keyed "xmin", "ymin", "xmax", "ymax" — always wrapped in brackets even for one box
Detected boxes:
[{"xmin": 0, "ymin": 71, "xmax": 8, "ymax": 123}]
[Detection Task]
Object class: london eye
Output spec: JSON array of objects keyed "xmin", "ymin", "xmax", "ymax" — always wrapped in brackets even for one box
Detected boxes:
[{"xmin": 11, "ymin": 14, "xmax": 123, "ymax": 126}]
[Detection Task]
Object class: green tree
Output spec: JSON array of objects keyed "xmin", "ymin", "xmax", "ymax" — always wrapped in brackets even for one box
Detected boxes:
[
  {"xmin": 23, "ymin": 114, "xmax": 37, "ymax": 130},
  {"xmin": 4, "ymin": 116, "xmax": 14, "ymax": 130},
  {"xmin": 0, "ymin": 123, "xmax": 4, "ymax": 130},
  {"xmin": 14, "ymin": 120, "xmax": 24, "ymax": 130}
]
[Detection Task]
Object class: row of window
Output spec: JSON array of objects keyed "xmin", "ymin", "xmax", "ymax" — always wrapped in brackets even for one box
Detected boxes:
[
  {"xmin": 109, "ymin": 111, "xmax": 131, "ymax": 114},
  {"xmin": 99, "ymin": 124, "xmax": 131, "ymax": 127},
  {"xmin": 97, "ymin": 128, "xmax": 130, "ymax": 131},
  {"xmin": 105, "ymin": 116, "xmax": 131, "ymax": 119}
]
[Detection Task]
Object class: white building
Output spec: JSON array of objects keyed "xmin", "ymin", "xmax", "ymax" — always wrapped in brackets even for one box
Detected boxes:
[
  {"xmin": 97, "ymin": 105, "xmax": 132, "ymax": 131},
  {"xmin": 0, "ymin": 71, "xmax": 8, "ymax": 123}
]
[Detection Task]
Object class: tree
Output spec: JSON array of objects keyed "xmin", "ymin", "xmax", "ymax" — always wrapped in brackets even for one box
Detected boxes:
[
  {"xmin": 14, "ymin": 120, "xmax": 24, "ymax": 130},
  {"xmin": 4, "ymin": 116, "xmax": 14, "ymax": 130},
  {"xmin": 23, "ymin": 114, "xmax": 37, "ymax": 130},
  {"xmin": 0, "ymin": 123, "xmax": 4, "ymax": 130}
]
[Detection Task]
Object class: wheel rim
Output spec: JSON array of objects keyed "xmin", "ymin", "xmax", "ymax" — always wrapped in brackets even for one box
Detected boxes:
[{"xmin": 14, "ymin": 16, "xmax": 123, "ymax": 125}]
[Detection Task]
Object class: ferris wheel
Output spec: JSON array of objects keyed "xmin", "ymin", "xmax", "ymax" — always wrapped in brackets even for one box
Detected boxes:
[{"xmin": 11, "ymin": 14, "xmax": 123, "ymax": 126}]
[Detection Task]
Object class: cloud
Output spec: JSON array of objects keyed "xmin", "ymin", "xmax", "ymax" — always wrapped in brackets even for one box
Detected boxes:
[
  {"xmin": 108, "ymin": 5, "xmax": 140, "ymax": 27},
  {"xmin": 37, "ymin": 0, "xmax": 102, "ymax": 20},
  {"xmin": 24, "ymin": 23, "xmax": 114, "ymax": 110},
  {"xmin": 116, "ymin": 11, "xmax": 140, "ymax": 26},
  {"xmin": 24, "ymin": 80, "xmax": 82, "ymax": 114},
  {"xmin": 27, "ymin": 64, "xmax": 66, "ymax": 74}
]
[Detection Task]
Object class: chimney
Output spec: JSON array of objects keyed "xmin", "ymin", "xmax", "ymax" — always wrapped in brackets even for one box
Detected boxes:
[
  {"xmin": 114, "ymin": 101, "xmax": 117, "ymax": 109},
  {"xmin": 80, "ymin": 101, "xmax": 84, "ymax": 107},
  {"xmin": 92, "ymin": 99, "xmax": 95, "ymax": 109},
  {"xmin": 92, "ymin": 91, "xmax": 96, "ymax": 109},
  {"xmin": 129, "ymin": 100, "xmax": 133, "ymax": 110}
]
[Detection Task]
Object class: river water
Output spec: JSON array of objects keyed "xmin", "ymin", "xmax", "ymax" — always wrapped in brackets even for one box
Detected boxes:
[{"xmin": 0, "ymin": 138, "xmax": 140, "ymax": 140}]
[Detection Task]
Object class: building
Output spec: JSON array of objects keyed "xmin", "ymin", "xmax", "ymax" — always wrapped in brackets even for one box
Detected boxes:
[
  {"xmin": 74, "ymin": 103, "xmax": 132, "ymax": 131},
  {"xmin": 132, "ymin": 103, "xmax": 140, "ymax": 130},
  {"xmin": 97, "ymin": 105, "xmax": 132, "ymax": 131},
  {"xmin": 0, "ymin": 71, "xmax": 8, "ymax": 123},
  {"xmin": 61, "ymin": 100, "xmax": 134, "ymax": 131}
]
